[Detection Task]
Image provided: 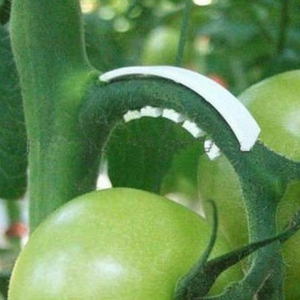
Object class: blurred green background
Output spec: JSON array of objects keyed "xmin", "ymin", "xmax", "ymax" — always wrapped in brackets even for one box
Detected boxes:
[
  {"xmin": 82, "ymin": 0, "xmax": 300, "ymax": 94},
  {"xmin": 1, "ymin": 0, "xmax": 300, "ymax": 298}
]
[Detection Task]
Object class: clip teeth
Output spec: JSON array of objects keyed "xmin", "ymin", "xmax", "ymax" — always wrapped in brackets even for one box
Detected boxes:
[
  {"xmin": 162, "ymin": 109, "xmax": 185, "ymax": 123},
  {"xmin": 140, "ymin": 106, "xmax": 163, "ymax": 118},
  {"xmin": 123, "ymin": 107, "xmax": 206, "ymax": 141},
  {"xmin": 205, "ymin": 140, "xmax": 221, "ymax": 160},
  {"xmin": 182, "ymin": 120, "xmax": 205, "ymax": 138},
  {"xmin": 123, "ymin": 110, "xmax": 142, "ymax": 122}
]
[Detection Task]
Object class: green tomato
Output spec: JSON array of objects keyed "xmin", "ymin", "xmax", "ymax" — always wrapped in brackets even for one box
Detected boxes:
[
  {"xmin": 142, "ymin": 27, "xmax": 179, "ymax": 65},
  {"xmin": 9, "ymin": 188, "xmax": 242, "ymax": 300},
  {"xmin": 198, "ymin": 155, "xmax": 248, "ymax": 251},
  {"xmin": 141, "ymin": 27, "xmax": 192, "ymax": 66},
  {"xmin": 241, "ymin": 70, "xmax": 300, "ymax": 161},
  {"xmin": 198, "ymin": 70, "xmax": 300, "ymax": 299}
]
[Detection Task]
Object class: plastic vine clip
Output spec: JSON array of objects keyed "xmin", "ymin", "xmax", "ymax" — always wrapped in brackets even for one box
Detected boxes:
[{"xmin": 100, "ymin": 66, "xmax": 261, "ymax": 152}]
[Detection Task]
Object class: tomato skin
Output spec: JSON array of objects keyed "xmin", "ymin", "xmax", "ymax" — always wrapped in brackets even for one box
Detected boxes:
[
  {"xmin": 141, "ymin": 27, "xmax": 193, "ymax": 66},
  {"xmin": 9, "ymin": 188, "xmax": 241, "ymax": 300},
  {"xmin": 198, "ymin": 155, "xmax": 248, "ymax": 250},
  {"xmin": 198, "ymin": 70, "xmax": 300, "ymax": 299},
  {"xmin": 142, "ymin": 27, "xmax": 180, "ymax": 65},
  {"xmin": 241, "ymin": 70, "xmax": 300, "ymax": 162}
]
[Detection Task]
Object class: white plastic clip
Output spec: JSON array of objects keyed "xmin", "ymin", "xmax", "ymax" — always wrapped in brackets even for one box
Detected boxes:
[
  {"xmin": 204, "ymin": 140, "xmax": 221, "ymax": 160},
  {"xmin": 140, "ymin": 106, "xmax": 163, "ymax": 118},
  {"xmin": 100, "ymin": 66, "xmax": 261, "ymax": 151},
  {"xmin": 123, "ymin": 110, "xmax": 142, "ymax": 123},
  {"xmin": 162, "ymin": 109, "xmax": 185, "ymax": 123},
  {"xmin": 182, "ymin": 120, "xmax": 205, "ymax": 138}
]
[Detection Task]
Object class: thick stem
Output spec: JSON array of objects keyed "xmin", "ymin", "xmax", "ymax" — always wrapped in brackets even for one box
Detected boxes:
[
  {"xmin": 10, "ymin": 0, "xmax": 100, "ymax": 230},
  {"xmin": 241, "ymin": 183, "xmax": 284, "ymax": 300}
]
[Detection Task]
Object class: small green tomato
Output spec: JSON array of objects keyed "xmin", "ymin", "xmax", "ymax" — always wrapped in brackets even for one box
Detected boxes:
[{"xmin": 141, "ymin": 27, "xmax": 192, "ymax": 66}]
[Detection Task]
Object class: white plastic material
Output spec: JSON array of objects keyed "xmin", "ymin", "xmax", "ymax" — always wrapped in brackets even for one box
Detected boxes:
[
  {"xmin": 100, "ymin": 66, "xmax": 261, "ymax": 151},
  {"xmin": 123, "ymin": 110, "xmax": 142, "ymax": 122},
  {"xmin": 204, "ymin": 140, "xmax": 221, "ymax": 160},
  {"xmin": 162, "ymin": 109, "xmax": 185, "ymax": 123},
  {"xmin": 141, "ymin": 106, "xmax": 163, "ymax": 118},
  {"xmin": 182, "ymin": 120, "xmax": 204, "ymax": 138}
]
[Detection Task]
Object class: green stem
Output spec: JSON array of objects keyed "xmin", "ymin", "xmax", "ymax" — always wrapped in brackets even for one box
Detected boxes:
[
  {"xmin": 277, "ymin": 0, "xmax": 290, "ymax": 55},
  {"xmin": 10, "ymin": 0, "xmax": 100, "ymax": 230},
  {"xmin": 176, "ymin": 210, "xmax": 300, "ymax": 300},
  {"xmin": 176, "ymin": 0, "xmax": 192, "ymax": 67},
  {"xmin": 238, "ymin": 182, "xmax": 283, "ymax": 300}
]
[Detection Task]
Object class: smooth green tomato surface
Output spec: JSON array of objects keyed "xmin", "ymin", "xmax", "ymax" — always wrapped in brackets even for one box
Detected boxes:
[
  {"xmin": 198, "ymin": 155, "xmax": 247, "ymax": 250},
  {"xmin": 198, "ymin": 70, "xmax": 300, "ymax": 300},
  {"xmin": 9, "ymin": 188, "xmax": 241, "ymax": 300},
  {"xmin": 141, "ymin": 27, "xmax": 192, "ymax": 66},
  {"xmin": 241, "ymin": 70, "xmax": 300, "ymax": 162},
  {"xmin": 142, "ymin": 27, "xmax": 179, "ymax": 65}
]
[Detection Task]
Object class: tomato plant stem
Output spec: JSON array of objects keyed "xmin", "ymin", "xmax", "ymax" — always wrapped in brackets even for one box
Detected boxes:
[
  {"xmin": 10, "ymin": 0, "xmax": 100, "ymax": 230},
  {"xmin": 176, "ymin": 0, "xmax": 192, "ymax": 67}
]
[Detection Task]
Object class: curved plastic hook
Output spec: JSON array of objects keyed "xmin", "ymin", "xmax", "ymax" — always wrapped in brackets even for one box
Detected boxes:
[{"xmin": 100, "ymin": 66, "xmax": 260, "ymax": 151}]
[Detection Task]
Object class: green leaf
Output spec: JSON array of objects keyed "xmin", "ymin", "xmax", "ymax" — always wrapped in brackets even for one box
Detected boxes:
[
  {"xmin": 105, "ymin": 117, "xmax": 201, "ymax": 193},
  {"xmin": 0, "ymin": 25, "xmax": 27, "ymax": 199}
]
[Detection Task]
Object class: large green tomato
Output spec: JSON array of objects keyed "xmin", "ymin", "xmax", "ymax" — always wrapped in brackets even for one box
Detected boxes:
[
  {"xmin": 198, "ymin": 70, "xmax": 300, "ymax": 299},
  {"xmin": 9, "ymin": 188, "xmax": 242, "ymax": 300}
]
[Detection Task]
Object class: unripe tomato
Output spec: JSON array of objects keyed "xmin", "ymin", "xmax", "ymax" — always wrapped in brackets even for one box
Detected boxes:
[
  {"xmin": 142, "ymin": 27, "xmax": 179, "ymax": 65},
  {"xmin": 198, "ymin": 155, "xmax": 247, "ymax": 251},
  {"xmin": 241, "ymin": 70, "xmax": 300, "ymax": 161},
  {"xmin": 198, "ymin": 70, "xmax": 300, "ymax": 299},
  {"xmin": 9, "ymin": 188, "xmax": 242, "ymax": 300},
  {"xmin": 141, "ymin": 27, "xmax": 191, "ymax": 66}
]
